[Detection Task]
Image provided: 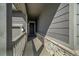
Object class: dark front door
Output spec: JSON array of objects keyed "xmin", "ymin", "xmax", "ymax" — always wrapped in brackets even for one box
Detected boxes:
[{"xmin": 29, "ymin": 23, "xmax": 34, "ymax": 36}]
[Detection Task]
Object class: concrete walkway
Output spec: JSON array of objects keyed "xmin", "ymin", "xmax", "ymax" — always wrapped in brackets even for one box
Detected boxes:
[{"xmin": 23, "ymin": 36, "xmax": 50, "ymax": 56}]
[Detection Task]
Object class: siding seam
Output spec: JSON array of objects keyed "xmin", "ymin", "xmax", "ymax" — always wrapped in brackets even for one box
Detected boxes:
[
  {"xmin": 47, "ymin": 32, "xmax": 69, "ymax": 36},
  {"xmin": 54, "ymin": 12, "xmax": 69, "ymax": 19},
  {"xmin": 52, "ymin": 20, "xmax": 69, "ymax": 24},
  {"xmin": 57, "ymin": 4, "xmax": 69, "ymax": 12}
]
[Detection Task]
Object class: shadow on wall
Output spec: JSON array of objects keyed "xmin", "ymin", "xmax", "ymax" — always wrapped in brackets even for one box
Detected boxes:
[{"xmin": 37, "ymin": 3, "xmax": 60, "ymax": 37}]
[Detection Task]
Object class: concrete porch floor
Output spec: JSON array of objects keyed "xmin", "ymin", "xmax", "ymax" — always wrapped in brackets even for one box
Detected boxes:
[{"xmin": 23, "ymin": 36, "xmax": 50, "ymax": 56}]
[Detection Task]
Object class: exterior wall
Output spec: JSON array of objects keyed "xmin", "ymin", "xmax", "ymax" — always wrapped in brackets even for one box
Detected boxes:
[
  {"xmin": 12, "ymin": 17, "xmax": 26, "ymax": 39},
  {"xmin": 12, "ymin": 12, "xmax": 27, "ymax": 55},
  {"xmin": 37, "ymin": 3, "xmax": 79, "ymax": 56},
  {"xmin": 0, "ymin": 4, "xmax": 6, "ymax": 56},
  {"xmin": 47, "ymin": 3, "xmax": 69, "ymax": 43},
  {"xmin": 37, "ymin": 3, "xmax": 74, "ymax": 56},
  {"xmin": 77, "ymin": 4, "xmax": 79, "ymax": 48},
  {"xmin": 37, "ymin": 4, "xmax": 59, "ymax": 36},
  {"xmin": 38, "ymin": 3, "xmax": 69, "ymax": 43},
  {"xmin": 70, "ymin": 3, "xmax": 79, "ymax": 50}
]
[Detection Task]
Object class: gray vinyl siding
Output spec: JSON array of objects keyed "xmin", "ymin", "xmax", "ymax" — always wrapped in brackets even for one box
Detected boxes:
[
  {"xmin": 38, "ymin": 3, "xmax": 69, "ymax": 43},
  {"xmin": 0, "ymin": 4, "xmax": 6, "ymax": 56},
  {"xmin": 47, "ymin": 3, "xmax": 69, "ymax": 43},
  {"xmin": 12, "ymin": 11, "xmax": 27, "ymax": 40},
  {"xmin": 77, "ymin": 4, "xmax": 79, "ymax": 14},
  {"xmin": 12, "ymin": 17, "xmax": 26, "ymax": 40},
  {"xmin": 77, "ymin": 25, "xmax": 79, "ymax": 36},
  {"xmin": 77, "ymin": 4, "xmax": 79, "ymax": 46},
  {"xmin": 12, "ymin": 17, "xmax": 25, "ymax": 24}
]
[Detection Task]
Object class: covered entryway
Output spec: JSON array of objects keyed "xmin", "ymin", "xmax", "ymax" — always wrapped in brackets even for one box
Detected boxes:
[{"xmin": 5, "ymin": 3, "xmax": 75, "ymax": 56}]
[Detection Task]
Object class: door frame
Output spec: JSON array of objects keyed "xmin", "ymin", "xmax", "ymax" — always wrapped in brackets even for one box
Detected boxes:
[{"xmin": 28, "ymin": 21, "xmax": 36, "ymax": 35}]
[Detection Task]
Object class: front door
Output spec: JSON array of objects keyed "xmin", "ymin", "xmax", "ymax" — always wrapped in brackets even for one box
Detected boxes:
[
  {"xmin": 30, "ymin": 23, "xmax": 34, "ymax": 35},
  {"xmin": 29, "ymin": 21, "xmax": 36, "ymax": 36}
]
